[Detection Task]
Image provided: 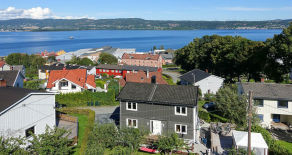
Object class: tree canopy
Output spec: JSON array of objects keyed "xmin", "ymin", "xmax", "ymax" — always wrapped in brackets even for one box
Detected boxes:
[
  {"xmin": 66, "ymin": 56, "xmax": 94, "ymax": 66},
  {"xmin": 98, "ymin": 53, "xmax": 118, "ymax": 65},
  {"xmin": 174, "ymin": 22, "xmax": 292, "ymax": 83}
]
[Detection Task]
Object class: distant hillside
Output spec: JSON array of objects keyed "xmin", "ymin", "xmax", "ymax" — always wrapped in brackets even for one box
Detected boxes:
[{"xmin": 0, "ymin": 18, "xmax": 291, "ymax": 31}]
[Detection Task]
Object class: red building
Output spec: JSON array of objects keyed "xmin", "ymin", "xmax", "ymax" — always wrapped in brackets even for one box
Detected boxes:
[{"xmin": 96, "ymin": 64, "xmax": 162, "ymax": 78}]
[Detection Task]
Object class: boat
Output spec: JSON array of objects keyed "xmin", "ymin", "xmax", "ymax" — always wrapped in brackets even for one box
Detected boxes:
[{"xmin": 69, "ymin": 36, "xmax": 74, "ymax": 39}]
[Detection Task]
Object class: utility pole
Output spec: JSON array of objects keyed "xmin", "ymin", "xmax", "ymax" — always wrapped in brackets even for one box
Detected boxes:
[{"xmin": 248, "ymin": 91, "xmax": 253, "ymax": 155}]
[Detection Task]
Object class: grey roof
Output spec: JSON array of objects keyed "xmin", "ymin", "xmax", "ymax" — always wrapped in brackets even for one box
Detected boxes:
[
  {"xmin": 161, "ymin": 53, "xmax": 173, "ymax": 60},
  {"xmin": 12, "ymin": 65, "xmax": 25, "ymax": 71},
  {"xmin": 0, "ymin": 87, "xmax": 47, "ymax": 113},
  {"xmin": 40, "ymin": 63, "xmax": 92, "ymax": 71},
  {"xmin": 96, "ymin": 64, "xmax": 158, "ymax": 72},
  {"xmin": 0, "ymin": 70, "xmax": 20, "ymax": 86},
  {"xmin": 239, "ymin": 82, "xmax": 292, "ymax": 101},
  {"xmin": 117, "ymin": 82, "xmax": 198, "ymax": 106},
  {"xmin": 179, "ymin": 69, "xmax": 211, "ymax": 84}
]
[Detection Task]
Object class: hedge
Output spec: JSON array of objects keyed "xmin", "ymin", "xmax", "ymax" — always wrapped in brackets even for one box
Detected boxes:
[
  {"xmin": 59, "ymin": 108, "xmax": 95, "ymax": 155},
  {"xmin": 56, "ymin": 90, "xmax": 118, "ymax": 107},
  {"xmin": 198, "ymin": 110, "xmax": 227, "ymax": 123}
]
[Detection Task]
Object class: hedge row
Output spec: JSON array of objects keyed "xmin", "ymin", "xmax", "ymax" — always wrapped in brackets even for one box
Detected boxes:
[
  {"xmin": 56, "ymin": 90, "xmax": 118, "ymax": 107},
  {"xmin": 59, "ymin": 108, "xmax": 95, "ymax": 155},
  {"xmin": 198, "ymin": 110, "xmax": 228, "ymax": 123}
]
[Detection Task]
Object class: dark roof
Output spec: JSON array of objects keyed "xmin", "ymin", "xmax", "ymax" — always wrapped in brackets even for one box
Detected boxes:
[
  {"xmin": 239, "ymin": 82, "xmax": 292, "ymax": 101},
  {"xmin": 0, "ymin": 70, "xmax": 20, "ymax": 86},
  {"xmin": 117, "ymin": 82, "xmax": 198, "ymax": 106},
  {"xmin": 96, "ymin": 64, "xmax": 158, "ymax": 72},
  {"xmin": 0, "ymin": 87, "xmax": 48, "ymax": 114},
  {"xmin": 161, "ymin": 53, "xmax": 173, "ymax": 60},
  {"xmin": 40, "ymin": 63, "xmax": 92, "ymax": 71},
  {"xmin": 179, "ymin": 69, "xmax": 211, "ymax": 84}
]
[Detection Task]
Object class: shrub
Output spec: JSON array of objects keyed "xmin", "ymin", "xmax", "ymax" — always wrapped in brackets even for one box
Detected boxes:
[
  {"xmin": 95, "ymin": 79, "xmax": 106, "ymax": 89},
  {"xmin": 86, "ymin": 144, "xmax": 105, "ymax": 155},
  {"xmin": 119, "ymin": 127, "xmax": 148, "ymax": 150},
  {"xmin": 199, "ymin": 110, "xmax": 211, "ymax": 122},
  {"xmin": 156, "ymin": 133, "xmax": 186, "ymax": 155},
  {"xmin": 88, "ymin": 124, "xmax": 119, "ymax": 149},
  {"xmin": 23, "ymin": 80, "xmax": 41, "ymax": 90},
  {"xmin": 209, "ymin": 113, "xmax": 228, "ymax": 123}
]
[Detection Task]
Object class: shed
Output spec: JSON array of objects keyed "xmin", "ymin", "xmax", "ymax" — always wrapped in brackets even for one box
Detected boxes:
[{"xmin": 232, "ymin": 130, "xmax": 268, "ymax": 155}]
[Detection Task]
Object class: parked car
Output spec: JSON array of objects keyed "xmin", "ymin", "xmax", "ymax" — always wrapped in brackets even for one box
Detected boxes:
[{"xmin": 203, "ymin": 102, "xmax": 216, "ymax": 110}]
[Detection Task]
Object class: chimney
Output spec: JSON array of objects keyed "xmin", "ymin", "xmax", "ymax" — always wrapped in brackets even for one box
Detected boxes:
[
  {"xmin": 147, "ymin": 69, "xmax": 149, "ymax": 78},
  {"xmin": 0, "ymin": 79, "xmax": 7, "ymax": 87},
  {"xmin": 205, "ymin": 69, "xmax": 208, "ymax": 73}
]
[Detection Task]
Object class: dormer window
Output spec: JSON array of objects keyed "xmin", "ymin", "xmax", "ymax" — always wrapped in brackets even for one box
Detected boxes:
[{"xmin": 60, "ymin": 80, "xmax": 68, "ymax": 87}]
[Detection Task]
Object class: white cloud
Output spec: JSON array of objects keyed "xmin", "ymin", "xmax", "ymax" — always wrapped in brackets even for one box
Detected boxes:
[{"xmin": 0, "ymin": 7, "xmax": 95, "ymax": 20}]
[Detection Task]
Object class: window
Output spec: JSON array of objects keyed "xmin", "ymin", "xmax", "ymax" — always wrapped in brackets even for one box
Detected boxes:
[
  {"xmin": 175, "ymin": 106, "xmax": 187, "ymax": 116},
  {"xmin": 258, "ymin": 114, "xmax": 264, "ymax": 122},
  {"xmin": 60, "ymin": 81, "xmax": 68, "ymax": 87},
  {"xmin": 99, "ymin": 69, "xmax": 102, "ymax": 72},
  {"xmin": 103, "ymin": 69, "xmax": 105, "ymax": 72},
  {"xmin": 126, "ymin": 102, "xmax": 137, "ymax": 111},
  {"xmin": 72, "ymin": 84, "xmax": 76, "ymax": 89},
  {"xmin": 127, "ymin": 118, "xmax": 138, "ymax": 128},
  {"xmin": 278, "ymin": 100, "xmax": 288, "ymax": 108},
  {"xmin": 175, "ymin": 124, "xmax": 187, "ymax": 134},
  {"xmin": 254, "ymin": 99, "xmax": 264, "ymax": 107},
  {"xmin": 25, "ymin": 126, "xmax": 35, "ymax": 138}
]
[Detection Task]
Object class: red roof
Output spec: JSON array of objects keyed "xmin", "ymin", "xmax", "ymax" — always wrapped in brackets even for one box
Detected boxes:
[
  {"xmin": 120, "ymin": 70, "xmax": 167, "ymax": 86},
  {"xmin": 47, "ymin": 69, "xmax": 96, "ymax": 89},
  {"xmin": 0, "ymin": 61, "xmax": 6, "ymax": 68},
  {"xmin": 122, "ymin": 53, "xmax": 160, "ymax": 60}
]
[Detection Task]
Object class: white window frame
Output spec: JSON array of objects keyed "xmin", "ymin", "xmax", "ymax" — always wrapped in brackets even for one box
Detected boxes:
[
  {"xmin": 175, "ymin": 106, "xmax": 187, "ymax": 116},
  {"xmin": 126, "ymin": 118, "xmax": 138, "ymax": 128},
  {"xmin": 175, "ymin": 124, "xmax": 187, "ymax": 134},
  {"xmin": 126, "ymin": 102, "xmax": 137, "ymax": 111}
]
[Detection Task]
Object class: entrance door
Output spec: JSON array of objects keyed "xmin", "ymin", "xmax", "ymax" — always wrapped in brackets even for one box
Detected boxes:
[
  {"xmin": 273, "ymin": 114, "xmax": 280, "ymax": 123},
  {"xmin": 150, "ymin": 120, "xmax": 162, "ymax": 135}
]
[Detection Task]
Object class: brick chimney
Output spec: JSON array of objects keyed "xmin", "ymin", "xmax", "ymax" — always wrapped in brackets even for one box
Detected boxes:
[{"xmin": 0, "ymin": 79, "xmax": 7, "ymax": 87}]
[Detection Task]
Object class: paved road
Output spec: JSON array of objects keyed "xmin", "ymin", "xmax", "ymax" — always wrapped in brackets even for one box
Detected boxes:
[
  {"xmin": 162, "ymin": 70, "xmax": 182, "ymax": 83},
  {"xmin": 79, "ymin": 106, "xmax": 119, "ymax": 125}
]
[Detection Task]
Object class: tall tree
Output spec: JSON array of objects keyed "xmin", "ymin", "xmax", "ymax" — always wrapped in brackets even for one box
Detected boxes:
[{"xmin": 98, "ymin": 53, "xmax": 118, "ymax": 65}]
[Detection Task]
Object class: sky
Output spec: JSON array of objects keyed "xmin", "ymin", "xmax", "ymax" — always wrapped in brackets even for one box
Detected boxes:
[{"xmin": 0, "ymin": 0, "xmax": 292, "ymax": 21}]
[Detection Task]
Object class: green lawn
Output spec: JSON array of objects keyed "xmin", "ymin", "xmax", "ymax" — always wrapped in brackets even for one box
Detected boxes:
[
  {"xmin": 162, "ymin": 74, "xmax": 176, "ymax": 85},
  {"xmin": 70, "ymin": 113, "xmax": 89, "ymax": 155},
  {"xmin": 277, "ymin": 140, "xmax": 292, "ymax": 154}
]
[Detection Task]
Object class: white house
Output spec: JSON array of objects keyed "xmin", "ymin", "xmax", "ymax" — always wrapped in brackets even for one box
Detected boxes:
[
  {"xmin": 0, "ymin": 87, "xmax": 56, "ymax": 138},
  {"xmin": 238, "ymin": 82, "xmax": 292, "ymax": 128},
  {"xmin": 0, "ymin": 61, "xmax": 11, "ymax": 71},
  {"xmin": 46, "ymin": 69, "xmax": 96, "ymax": 93},
  {"xmin": 179, "ymin": 69, "xmax": 224, "ymax": 96},
  {"xmin": 0, "ymin": 70, "xmax": 25, "ymax": 88},
  {"xmin": 232, "ymin": 130, "xmax": 268, "ymax": 155}
]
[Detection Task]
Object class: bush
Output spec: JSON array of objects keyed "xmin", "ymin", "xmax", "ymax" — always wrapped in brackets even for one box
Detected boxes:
[
  {"xmin": 59, "ymin": 108, "xmax": 95, "ymax": 155},
  {"xmin": 86, "ymin": 144, "xmax": 105, "ymax": 155},
  {"xmin": 156, "ymin": 133, "xmax": 186, "ymax": 154},
  {"xmin": 23, "ymin": 80, "xmax": 41, "ymax": 90},
  {"xmin": 110, "ymin": 146, "xmax": 132, "ymax": 155},
  {"xmin": 199, "ymin": 110, "xmax": 211, "ymax": 122},
  {"xmin": 88, "ymin": 124, "xmax": 119, "ymax": 149},
  {"xmin": 209, "ymin": 113, "xmax": 228, "ymax": 123},
  {"xmin": 95, "ymin": 79, "xmax": 106, "ymax": 89}
]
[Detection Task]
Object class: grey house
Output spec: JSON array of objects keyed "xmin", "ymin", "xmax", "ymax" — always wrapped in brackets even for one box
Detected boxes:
[{"xmin": 117, "ymin": 82, "xmax": 199, "ymax": 142}]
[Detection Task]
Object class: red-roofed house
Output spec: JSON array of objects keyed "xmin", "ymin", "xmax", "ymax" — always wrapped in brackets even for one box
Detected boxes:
[
  {"xmin": 121, "ymin": 53, "xmax": 163, "ymax": 68},
  {"xmin": 46, "ymin": 69, "xmax": 96, "ymax": 93},
  {"xmin": 0, "ymin": 61, "xmax": 11, "ymax": 71},
  {"xmin": 119, "ymin": 70, "xmax": 167, "ymax": 87}
]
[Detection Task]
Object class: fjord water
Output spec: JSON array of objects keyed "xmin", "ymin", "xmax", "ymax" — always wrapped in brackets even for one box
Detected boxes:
[{"xmin": 0, "ymin": 29, "xmax": 281, "ymax": 56}]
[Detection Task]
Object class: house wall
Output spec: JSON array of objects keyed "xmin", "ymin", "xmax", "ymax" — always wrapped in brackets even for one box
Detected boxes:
[
  {"xmin": 120, "ymin": 101, "xmax": 197, "ymax": 141},
  {"xmin": 87, "ymin": 67, "xmax": 96, "ymax": 75},
  {"xmin": 194, "ymin": 75, "xmax": 224, "ymax": 96},
  {"xmin": 0, "ymin": 94, "xmax": 56, "ymax": 138},
  {"xmin": 38, "ymin": 70, "xmax": 49, "ymax": 80},
  {"xmin": 0, "ymin": 64, "xmax": 11, "ymax": 71},
  {"xmin": 47, "ymin": 80, "xmax": 83, "ymax": 93},
  {"xmin": 121, "ymin": 56, "xmax": 163, "ymax": 68},
  {"xmin": 14, "ymin": 72, "xmax": 24, "ymax": 88},
  {"xmin": 96, "ymin": 68, "xmax": 123, "ymax": 77},
  {"xmin": 256, "ymin": 100, "xmax": 292, "ymax": 127}
]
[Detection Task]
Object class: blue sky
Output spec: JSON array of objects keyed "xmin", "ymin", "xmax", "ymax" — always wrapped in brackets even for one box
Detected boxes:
[{"xmin": 1, "ymin": 0, "xmax": 292, "ymax": 20}]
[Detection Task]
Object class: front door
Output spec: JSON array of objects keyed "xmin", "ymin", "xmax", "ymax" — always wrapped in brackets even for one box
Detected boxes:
[{"xmin": 150, "ymin": 120, "xmax": 162, "ymax": 135}]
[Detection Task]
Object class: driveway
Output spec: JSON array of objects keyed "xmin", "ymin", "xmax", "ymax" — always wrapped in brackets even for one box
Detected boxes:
[
  {"xmin": 79, "ymin": 106, "xmax": 119, "ymax": 125},
  {"xmin": 162, "ymin": 70, "xmax": 182, "ymax": 83}
]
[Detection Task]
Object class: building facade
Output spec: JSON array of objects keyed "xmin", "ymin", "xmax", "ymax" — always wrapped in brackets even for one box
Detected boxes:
[
  {"xmin": 117, "ymin": 83, "xmax": 199, "ymax": 142},
  {"xmin": 121, "ymin": 53, "xmax": 163, "ymax": 68},
  {"xmin": 238, "ymin": 82, "xmax": 292, "ymax": 128}
]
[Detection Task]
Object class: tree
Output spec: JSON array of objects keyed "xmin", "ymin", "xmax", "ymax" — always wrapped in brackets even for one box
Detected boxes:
[
  {"xmin": 264, "ymin": 23, "xmax": 292, "ymax": 82},
  {"xmin": 28, "ymin": 127, "xmax": 74, "ymax": 155},
  {"xmin": 153, "ymin": 46, "xmax": 157, "ymax": 51},
  {"xmin": 78, "ymin": 58, "xmax": 94, "ymax": 66},
  {"xmin": 0, "ymin": 136, "xmax": 28, "ymax": 155},
  {"xmin": 98, "ymin": 53, "xmax": 118, "ymax": 65},
  {"xmin": 215, "ymin": 85, "xmax": 255, "ymax": 127},
  {"xmin": 47, "ymin": 56, "xmax": 57, "ymax": 63},
  {"xmin": 156, "ymin": 133, "xmax": 186, "ymax": 155}
]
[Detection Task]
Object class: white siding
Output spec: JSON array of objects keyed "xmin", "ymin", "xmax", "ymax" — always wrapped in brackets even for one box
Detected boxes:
[
  {"xmin": 38, "ymin": 69, "xmax": 47, "ymax": 80},
  {"xmin": 0, "ymin": 94, "xmax": 56, "ymax": 138},
  {"xmin": 256, "ymin": 100, "xmax": 292, "ymax": 128},
  {"xmin": 195, "ymin": 75, "xmax": 224, "ymax": 96},
  {"xmin": 47, "ymin": 79, "xmax": 83, "ymax": 93}
]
